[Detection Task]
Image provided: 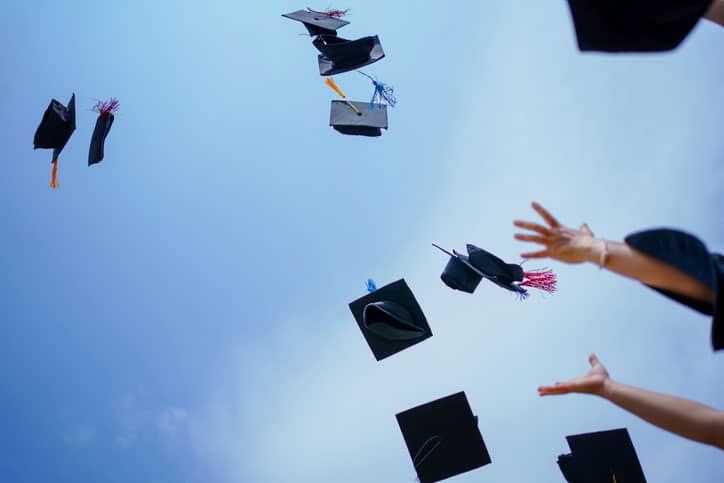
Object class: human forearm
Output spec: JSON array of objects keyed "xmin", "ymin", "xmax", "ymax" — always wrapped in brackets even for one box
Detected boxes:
[
  {"xmin": 514, "ymin": 202, "xmax": 715, "ymax": 304},
  {"xmin": 600, "ymin": 379, "xmax": 724, "ymax": 450},
  {"xmin": 580, "ymin": 239, "xmax": 715, "ymax": 304}
]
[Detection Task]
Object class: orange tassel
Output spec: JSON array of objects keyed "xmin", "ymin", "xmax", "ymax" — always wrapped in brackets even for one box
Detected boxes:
[
  {"xmin": 50, "ymin": 158, "xmax": 59, "ymax": 189},
  {"xmin": 324, "ymin": 78, "xmax": 361, "ymax": 114},
  {"xmin": 325, "ymin": 77, "xmax": 347, "ymax": 99}
]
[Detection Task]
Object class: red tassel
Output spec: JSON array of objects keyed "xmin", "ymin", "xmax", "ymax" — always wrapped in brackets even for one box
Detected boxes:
[
  {"xmin": 521, "ymin": 269, "xmax": 557, "ymax": 293},
  {"xmin": 325, "ymin": 8, "xmax": 349, "ymax": 17},
  {"xmin": 93, "ymin": 98, "xmax": 120, "ymax": 116}
]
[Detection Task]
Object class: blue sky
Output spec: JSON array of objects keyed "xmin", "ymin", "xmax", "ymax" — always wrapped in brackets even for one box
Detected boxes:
[{"xmin": 1, "ymin": 1, "xmax": 723, "ymax": 482}]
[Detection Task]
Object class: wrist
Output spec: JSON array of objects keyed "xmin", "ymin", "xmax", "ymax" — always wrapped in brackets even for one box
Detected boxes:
[
  {"xmin": 584, "ymin": 238, "xmax": 608, "ymax": 266},
  {"xmin": 598, "ymin": 378, "xmax": 616, "ymax": 399}
]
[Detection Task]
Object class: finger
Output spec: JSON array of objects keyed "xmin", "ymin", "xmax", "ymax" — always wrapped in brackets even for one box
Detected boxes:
[
  {"xmin": 521, "ymin": 250, "xmax": 550, "ymax": 259},
  {"xmin": 589, "ymin": 353, "xmax": 600, "ymax": 367},
  {"xmin": 538, "ymin": 385, "xmax": 572, "ymax": 396},
  {"xmin": 513, "ymin": 220, "xmax": 550, "ymax": 236},
  {"xmin": 532, "ymin": 201, "xmax": 560, "ymax": 228},
  {"xmin": 514, "ymin": 233, "xmax": 548, "ymax": 245}
]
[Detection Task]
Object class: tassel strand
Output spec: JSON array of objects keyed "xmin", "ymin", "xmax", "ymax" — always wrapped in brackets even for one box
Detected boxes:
[
  {"xmin": 521, "ymin": 269, "xmax": 557, "ymax": 293},
  {"xmin": 306, "ymin": 7, "xmax": 349, "ymax": 18},
  {"xmin": 325, "ymin": 78, "xmax": 361, "ymax": 114},
  {"xmin": 359, "ymin": 71, "xmax": 396, "ymax": 109},
  {"xmin": 93, "ymin": 98, "xmax": 120, "ymax": 116},
  {"xmin": 50, "ymin": 157, "xmax": 59, "ymax": 189}
]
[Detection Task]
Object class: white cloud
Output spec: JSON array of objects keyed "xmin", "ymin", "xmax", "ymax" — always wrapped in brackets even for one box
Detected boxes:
[
  {"xmin": 113, "ymin": 390, "xmax": 191, "ymax": 448},
  {"xmin": 157, "ymin": 405, "xmax": 190, "ymax": 441},
  {"xmin": 115, "ymin": 391, "xmax": 146, "ymax": 447}
]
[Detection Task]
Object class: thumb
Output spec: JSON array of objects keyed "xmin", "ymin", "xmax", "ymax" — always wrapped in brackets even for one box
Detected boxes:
[
  {"xmin": 588, "ymin": 353, "xmax": 600, "ymax": 367},
  {"xmin": 580, "ymin": 223, "xmax": 594, "ymax": 236}
]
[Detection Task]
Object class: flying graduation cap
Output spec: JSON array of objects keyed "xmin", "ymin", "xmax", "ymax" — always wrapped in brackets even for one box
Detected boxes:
[
  {"xmin": 313, "ymin": 34, "xmax": 385, "ymax": 76},
  {"xmin": 396, "ymin": 392, "xmax": 492, "ymax": 483},
  {"xmin": 433, "ymin": 243, "xmax": 557, "ymax": 298},
  {"xmin": 565, "ymin": 0, "xmax": 713, "ymax": 52},
  {"xmin": 330, "ymin": 100, "xmax": 388, "ymax": 136},
  {"xmin": 557, "ymin": 428, "xmax": 647, "ymax": 482},
  {"xmin": 625, "ymin": 228, "xmax": 723, "ymax": 350},
  {"xmin": 33, "ymin": 93, "xmax": 76, "ymax": 189},
  {"xmin": 325, "ymin": 77, "xmax": 389, "ymax": 136},
  {"xmin": 282, "ymin": 8, "xmax": 350, "ymax": 36},
  {"xmin": 88, "ymin": 98, "xmax": 119, "ymax": 166},
  {"xmin": 348, "ymin": 279, "xmax": 432, "ymax": 361}
]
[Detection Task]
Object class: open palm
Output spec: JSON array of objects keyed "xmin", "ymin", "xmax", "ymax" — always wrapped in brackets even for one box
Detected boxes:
[
  {"xmin": 514, "ymin": 201, "xmax": 598, "ymax": 264},
  {"xmin": 538, "ymin": 354, "xmax": 610, "ymax": 396}
]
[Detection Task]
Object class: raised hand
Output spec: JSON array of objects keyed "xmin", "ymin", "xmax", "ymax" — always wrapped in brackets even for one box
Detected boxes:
[
  {"xmin": 513, "ymin": 202, "xmax": 602, "ymax": 264},
  {"xmin": 538, "ymin": 353, "xmax": 610, "ymax": 397}
]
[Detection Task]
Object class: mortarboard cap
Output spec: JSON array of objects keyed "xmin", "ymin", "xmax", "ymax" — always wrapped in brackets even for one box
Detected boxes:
[
  {"xmin": 466, "ymin": 244, "xmax": 526, "ymax": 291},
  {"xmin": 313, "ymin": 34, "xmax": 385, "ymax": 76},
  {"xmin": 625, "ymin": 228, "xmax": 723, "ymax": 350},
  {"xmin": 396, "ymin": 392, "xmax": 492, "ymax": 483},
  {"xmin": 434, "ymin": 243, "xmax": 527, "ymax": 295},
  {"xmin": 348, "ymin": 279, "xmax": 432, "ymax": 361},
  {"xmin": 33, "ymin": 93, "xmax": 76, "ymax": 188},
  {"xmin": 432, "ymin": 244, "xmax": 484, "ymax": 294},
  {"xmin": 557, "ymin": 428, "xmax": 647, "ymax": 482},
  {"xmin": 330, "ymin": 100, "xmax": 387, "ymax": 137},
  {"xmin": 282, "ymin": 9, "xmax": 350, "ymax": 36},
  {"xmin": 565, "ymin": 0, "xmax": 712, "ymax": 52},
  {"xmin": 88, "ymin": 98, "xmax": 119, "ymax": 166},
  {"xmin": 434, "ymin": 243, "xmax": 557, "ymax": 297},
  {"xmin": 34, "ymin": 93, "xmax": 76, "ymax": 161}
]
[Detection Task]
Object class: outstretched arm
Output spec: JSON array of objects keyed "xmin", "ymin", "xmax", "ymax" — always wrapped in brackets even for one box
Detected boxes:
[
  {"xmin": 705, "ymin": 0, "xmax": 724, "ymax": 27},
  {"xmin": 513, "ymin": 202, "xmax": 715, "ymax": 305},
  {"xmin": 539, "ymin": 354, "xmax": 724, "ymax": 450}
]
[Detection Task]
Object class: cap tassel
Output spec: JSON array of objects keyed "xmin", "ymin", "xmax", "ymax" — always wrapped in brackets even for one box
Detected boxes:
[
  {"xmin": 521, "ymin": 269, "xmax": 557, "ymax": 294},
  {"xmin": 50, "ymin": 157, "xmax": 59, "ymax": 189},
  {"xmin": 93, "ymin": 98, "xmax": 120, "ymax": 116},
  {"xmin": 325, "ymin": 8, "xmax": 349, "ymax": 17},
  {"xmin": 325, "ymin": 78, "xmax": 361, "ymax": 114},
  {"xmin": 307, "ymin": 7, "xmax": 349, "ymax": 18},
  {"xmin": 366, "ymin": 279, "xmax": 377, "ymax": 292},
  {"xmin": 359, "ymin": 71, "xmax": 396, "ymax": 109}
]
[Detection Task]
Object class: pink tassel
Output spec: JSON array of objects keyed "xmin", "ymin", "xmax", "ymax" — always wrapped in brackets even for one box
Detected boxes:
[
  {"xmin": 93, "ymin": 98, "xmax": 120, "ymax": 116},
  {"xmin": 521, "ymin": 269, "xmax": 557, "ymax": 294}
]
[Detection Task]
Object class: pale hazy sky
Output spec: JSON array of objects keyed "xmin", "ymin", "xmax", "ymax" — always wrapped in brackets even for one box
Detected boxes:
[{"xmin": 1, "ymin": 1, "xmax": 722, "ymax": 482}]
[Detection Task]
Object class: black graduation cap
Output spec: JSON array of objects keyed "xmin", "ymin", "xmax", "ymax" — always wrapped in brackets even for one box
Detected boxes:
[
  {"xmin": 625, "ymin": 228, "xmax": 723, "ymax": 351},
  {"xmin": 565, "ymin": 0, "xmax": 713, "ymax": 52},
  {"xmin": 330, "ymin": 100, "xmax": 387, "ymax": 136},
  {"xmin": 348, "ymin": 279, "xmax": 432, "ymax": 361},
  {"xmin": 557, "ymin": 428, "xmax": 647, "ymax": 482},
  {"xmin": 33, "ymin": 93, "xmax": 76, "ymax": 188},
  {"xmin": 282, "ymin": 9, "xmax": 350, "ymax": 36},
  {"xmin": 433, "ymin": 243, "xmax": 557, "ymax": 297},
  {"xmin": 432, "ymin": 244, "xmax": 484, "ymax": 294},
  {"xmin": 88, "ymin": 98, "xmax": 119, "ymax": 166},
  {"xmin": 313, "ymin": 34, "xmax": 385, "ymax": 76},
  {"xmin": 396, "ymin": 392, "xmax": 492, "ymax": 483}
]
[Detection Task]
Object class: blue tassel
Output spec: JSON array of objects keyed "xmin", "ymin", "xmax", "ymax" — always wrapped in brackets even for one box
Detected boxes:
[
  {"xmin": 359, "ymin": 71, "xmax": 396, "ymax": 110},
  {"xmin": 366, "ymin": 279, "xmax": 377, "ymax": 292}
]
